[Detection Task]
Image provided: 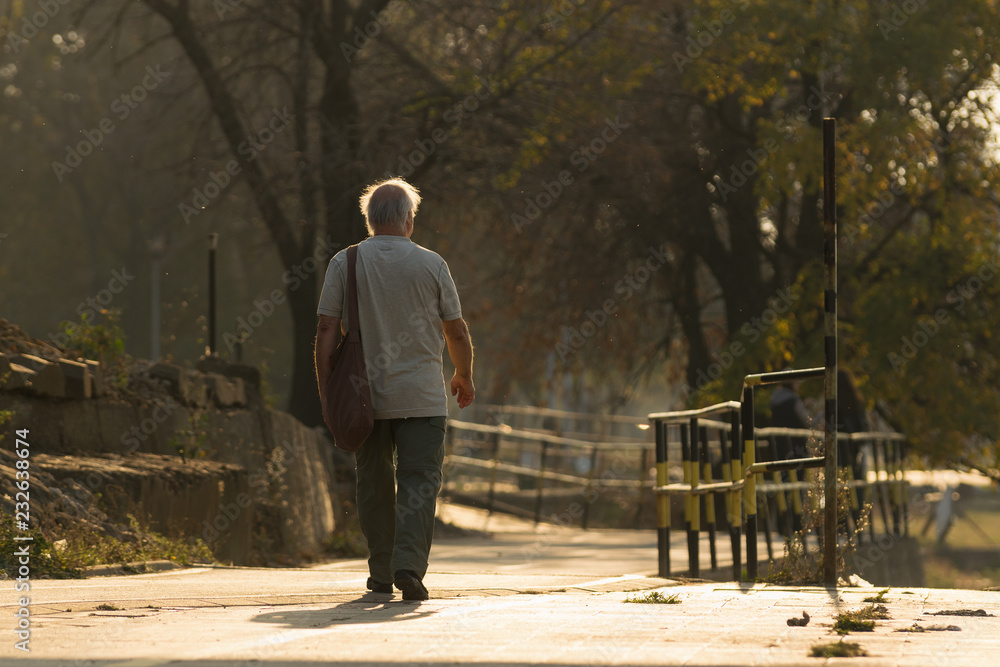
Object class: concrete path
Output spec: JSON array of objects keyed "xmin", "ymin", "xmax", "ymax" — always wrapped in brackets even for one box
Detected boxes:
[{"xmin": 2, "ymin": 503, "xmax": 997, "ymax": 666}]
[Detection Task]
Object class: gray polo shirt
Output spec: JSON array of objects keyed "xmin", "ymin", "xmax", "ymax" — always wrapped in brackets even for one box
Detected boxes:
[{"xmin": 317, "ymin": 235, "xmax": 462, "ymax": 419}]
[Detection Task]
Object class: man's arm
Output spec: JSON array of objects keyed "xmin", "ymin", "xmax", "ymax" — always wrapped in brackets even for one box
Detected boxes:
[
  {"xmin": 315, "ymin": 314, "xmax": 342, "ymax": 397},
  {"xmin": 443, "ymin": 317, "xmax": 474, "ymax": 409}
]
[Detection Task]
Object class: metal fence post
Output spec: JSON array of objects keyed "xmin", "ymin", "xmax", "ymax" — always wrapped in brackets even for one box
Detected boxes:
[
  {"xmin": 700, "ymin": 425, "xmax": 717, "ymax": 572},
  {"xmin": 742, "ymin": 385, "xmax": 757, "ymax": 581},
  {"xmin": 683, "ymin": 420, "xmax": 699, "ymax": 577},
  {"xmin": 655, "ymin": 419, "xmax": 670, "ymax": 578},
  {"xmin": 729, "ymin": 408, "xmax": 742, "ymax": 581},
  {"xmin": 822, "ymin": 117, "xmax": 839, "ymax": 587}
]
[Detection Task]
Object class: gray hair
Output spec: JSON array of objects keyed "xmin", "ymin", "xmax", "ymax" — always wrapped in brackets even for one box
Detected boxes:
[{"xmin": 359, "ymin": 178, "xmax": 422, "ymax": 235}]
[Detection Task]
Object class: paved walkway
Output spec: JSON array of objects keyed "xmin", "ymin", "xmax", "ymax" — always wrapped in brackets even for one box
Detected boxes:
[{"xmin": 1, "ymin": 503, "xmax": 997, "ymax": 666}]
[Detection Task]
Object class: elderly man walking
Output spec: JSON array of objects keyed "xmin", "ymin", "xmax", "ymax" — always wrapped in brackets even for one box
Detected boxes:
[{"xmin": 315, "ymin": 178, "xmax": 474, "ymax": 600}]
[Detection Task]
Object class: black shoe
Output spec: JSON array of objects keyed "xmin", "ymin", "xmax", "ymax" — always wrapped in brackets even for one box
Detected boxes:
[
  {"xmin": 394, "ymin": 570, "xmax": 429, "ymax": 601},
  {"xmin": 366, "ymin": 577, "xmax": 393, "ymax": 594}
]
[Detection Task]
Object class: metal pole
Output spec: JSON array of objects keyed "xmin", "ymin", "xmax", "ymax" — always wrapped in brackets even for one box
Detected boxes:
[
  {"xmin": 728, "ymin": 409, "xmax": 742, "ymax": 581},
  {"xmin": 689, "ymin": 417, "xmax": 700, "ymax": 577},
  {"xmin": 742, "ymin": 385, "xmax": 757, "ymax": 581},
  {"xmin": 207, "ymin": 233, "xmax": 219, "ymax": 357},
  {"xmin": 701, "ymin": 425, "xmax": 717, "ymax": 571},
  {"xmin": 822, "ymin": 118, "xmax": 839, "ymax": 587},
  {"xmin": 656, "ymin": 420, "xmax": 671, "ymax": 578}
]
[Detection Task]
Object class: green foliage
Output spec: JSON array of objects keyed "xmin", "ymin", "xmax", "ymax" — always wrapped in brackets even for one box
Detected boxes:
[
  {"xmin": 57, "ymin": 309, "xmax": 125, "ymax": 364},
  {"xmin": 167, "ymin": 411, "xmax": 210, "ymax": 463},
  {"xmin": 0, "ymin": 521, "xmax": 82, "ymax": 579},
  {"xmin": 864, "ymin": 588, "xmax": 889, "ymax": 603},
  {"xmin": 675, "ymin": 0, "xmax": 1000, "ymax": 469},
  {"xmin": 56, "ymin": 309, "xmax": 130, "ymax": 390},
  {"xmin": 3, "ymin": 0, "xmax": 999, "ymax": 449},
  {"xmin": 0, "ymin": 515, "xmax": 213, "ymax": 578},
  {"xmin": 623, "ymin": 591, "xmax": 681, "ymax": 604},
  {"xmin": 834, "ymin": 604, "xmax": 889, "ymax": 635}
]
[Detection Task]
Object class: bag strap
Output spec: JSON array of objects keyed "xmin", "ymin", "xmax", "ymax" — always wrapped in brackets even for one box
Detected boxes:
[{"xmin": 346, "ymin": 245, "xmax": 360, "ymax": 334}]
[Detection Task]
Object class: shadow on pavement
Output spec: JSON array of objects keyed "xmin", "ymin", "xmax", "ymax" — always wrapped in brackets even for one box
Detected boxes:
[{"xmin": 251, "ymin": 592, "xmax": 437, "ymax": 628}]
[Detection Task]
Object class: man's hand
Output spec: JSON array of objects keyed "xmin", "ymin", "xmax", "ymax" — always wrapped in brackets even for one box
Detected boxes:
[
  {"xmin": 451, "ymin": 372, "xmax": 475, "ymax": 409},
  {"xmin": 443, "ymin": 317, "xmax": 474, "ymax": 409}
]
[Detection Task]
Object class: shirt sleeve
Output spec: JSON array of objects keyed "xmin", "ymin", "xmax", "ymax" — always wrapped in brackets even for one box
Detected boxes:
[
  {"xmin": 317, "ymin": 255, "xmax": 345, "ymax": 317},
  {"xmin": 438, "ymin": 261, "xmax": 463, "ymax": 321}
]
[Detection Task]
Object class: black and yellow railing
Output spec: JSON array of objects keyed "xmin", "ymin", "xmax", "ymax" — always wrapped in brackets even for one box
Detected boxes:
[{"xmin": 649, "ymin": 368, "xmax": 910, "ymax": 583}]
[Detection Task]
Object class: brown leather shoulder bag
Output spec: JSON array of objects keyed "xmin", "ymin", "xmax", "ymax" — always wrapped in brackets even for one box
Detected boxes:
[{"xmin": 322, "ymin": 245, "xmax": 374, "ymax": 452}]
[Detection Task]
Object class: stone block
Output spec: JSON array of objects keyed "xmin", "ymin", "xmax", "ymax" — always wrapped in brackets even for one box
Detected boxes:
[
  {"xmin": 204, "ymin": 374, "xmax": 247, "ymax": 408},
  {"xmin": 10, "ymin": 354, "xmax": 65, "ymax": 398},
  {"xmin": 58, "ymin": 358, "xmax": 93, "ymax": 399},
  {"xmin": 0, "ymin": 354, "xmax": 28, "ymax": 391},
  {"xmin": 83, "ymin": 360, "xmax": 104, "ymax": 396},
  {"xmin": 196, "ymin": 356, "xmax": 261, "ymax": 391},
  {"xmin": 55, "ymin": 400, "xmax": 105, "ymax": 453},
  {"xmin": 262, "ymin": 409, "xmax": 336, "ymax": 556},
  {"xmin": 0, "ymin": 394, "xmax": 67, "ymax": 452},
  {"xmin": 149, "ymin": 363, "xmax": 208, "ymax": 408}
]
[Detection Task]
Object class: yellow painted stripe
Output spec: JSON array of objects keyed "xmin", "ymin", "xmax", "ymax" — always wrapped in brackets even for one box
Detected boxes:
[
  {"xmin": 655, "ymin": 461, "xmax": 667, "ymax": 486},
  {"xmin": 704, "ymin": 462, "xmax": 716, "ymax": 524},
  {"xmin": 658, "ymin": 495, "xmax": 669, "ymax": 528}
]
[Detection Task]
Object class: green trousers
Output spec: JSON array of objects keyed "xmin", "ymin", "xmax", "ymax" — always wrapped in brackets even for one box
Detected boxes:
[{"xmin": 355, "ymin": 416, "xmax": 446, "ymax": 583}]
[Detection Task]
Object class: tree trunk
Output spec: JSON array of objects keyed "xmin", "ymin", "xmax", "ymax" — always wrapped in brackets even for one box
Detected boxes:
[
  {"xmin": 287, "ymin": 277, "xmax": 323, "ymax": 425},
  {"xmin": 677, "ymin": 254, "xmax": 712, "ymax": 396}
]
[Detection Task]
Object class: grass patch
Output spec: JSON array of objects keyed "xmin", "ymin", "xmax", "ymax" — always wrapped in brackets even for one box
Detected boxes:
[
  {"xmin": 833, "ymin": 604, "xmax": 889, "ymax": 635},
  {"xmin": 863, "ymin": 588, "xmax": 889, "ymax": 603},
  {"xmin": 624, "ymin": 591, "xmax": 681, "ymax": 604},
  {"xmin": 95, "ymin": 603, "xmax": 120, "ymax": 611},
  {"xmin": 810, "ymin": 640, "xmax": 867, "ymax": 658},
  {"xmin": 0, "ymin": 516, "xmax": 213, "ymax": 579}
]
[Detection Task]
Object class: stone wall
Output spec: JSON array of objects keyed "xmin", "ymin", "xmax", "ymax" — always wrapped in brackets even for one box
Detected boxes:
[{"xmin": 0, "ymin": 353, "xmax": 338, "ymax": 565}]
